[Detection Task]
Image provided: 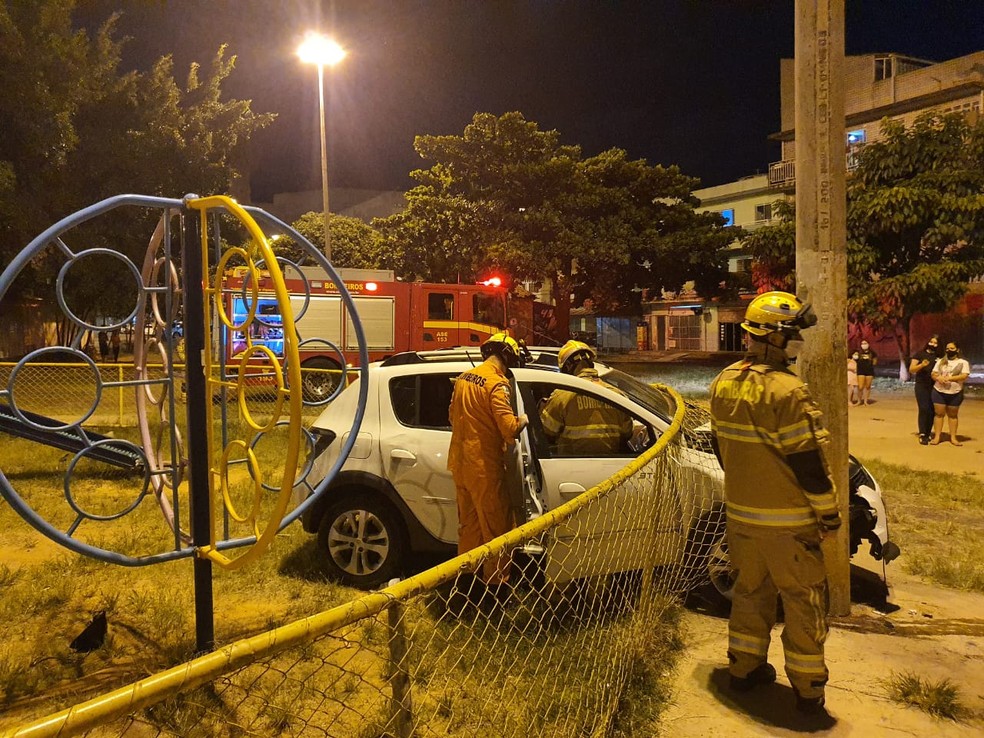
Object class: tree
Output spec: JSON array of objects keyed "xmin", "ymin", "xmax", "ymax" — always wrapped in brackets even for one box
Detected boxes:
[
  {"xmin": 376, "ymin": 112, "xmax": 731, "ymax": 333},
  {"xmin": 277, "ymin": 212, "xmax": 387, "ymax": 270},
  {"xmin": 743, "ymin": 199, "xmax": 796, "ymax": 292},
  {"xmin": 0, "ymin": 2, "xmax": 273, "ymax": 341},
  {"xmin": 848, "ymin": 112, "xmax": 984, "ymax": 374}
]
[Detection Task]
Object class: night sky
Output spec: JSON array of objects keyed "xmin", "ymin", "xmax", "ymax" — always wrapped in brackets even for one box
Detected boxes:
[{"xmin": 76, "ymin": 1, "xmax": 984, "ymax": 201}]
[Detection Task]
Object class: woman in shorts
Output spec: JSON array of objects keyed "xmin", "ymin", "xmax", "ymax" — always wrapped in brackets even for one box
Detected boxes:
[
  {"xmin": 930, "ymin": 341, "xmax": 971, "ymax": 446},
  {"xmin": 855, "ymin": 341, "xmax": 877, "ymax": 405}
]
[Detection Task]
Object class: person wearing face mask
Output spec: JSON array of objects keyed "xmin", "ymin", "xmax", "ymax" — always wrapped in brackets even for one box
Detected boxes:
[
  {"xmin": 930, "ymin": 341, "xmax": 971, "ymax": 446},
  {"xmin": 854, "ymin": 340, "xmax": 877, "ymax": 406},
  {"xmin": 909, "ymin": 335, "xmax": 939, "ymax": 445},
  {"xmin": 709, "ymin": 292, "xmax": 840, "ymax": 715}
]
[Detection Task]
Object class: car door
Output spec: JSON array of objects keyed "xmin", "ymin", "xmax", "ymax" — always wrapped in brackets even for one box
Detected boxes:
[
  {"xmin": 518, "ymin": 377, "xmax": 684, "ymax": 583},
  {"xmin": 378, "ymin": 371, "xmax": 460, "ymax": 542}
]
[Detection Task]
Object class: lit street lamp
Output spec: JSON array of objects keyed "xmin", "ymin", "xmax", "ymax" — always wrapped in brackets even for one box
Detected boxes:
[{"xmin": 297, "ymin": 32, "xmax": 346, "ymax": 262}]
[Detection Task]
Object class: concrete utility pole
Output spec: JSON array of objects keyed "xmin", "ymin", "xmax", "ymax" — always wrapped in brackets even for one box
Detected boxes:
[{"xmin": 794, "ymin": 0, "xmax": 851, "ymax": 616}]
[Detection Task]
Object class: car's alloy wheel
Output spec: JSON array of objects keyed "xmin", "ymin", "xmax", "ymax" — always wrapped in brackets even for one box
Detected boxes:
[{"xmin": 318, "ymin": 494, "xmax": 406, "ymax": 588}]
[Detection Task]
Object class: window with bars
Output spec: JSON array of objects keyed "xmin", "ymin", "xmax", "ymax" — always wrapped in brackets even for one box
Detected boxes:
[{"xmin": 666, "ymin": 314, "xmax": 702, "ymax": 350}]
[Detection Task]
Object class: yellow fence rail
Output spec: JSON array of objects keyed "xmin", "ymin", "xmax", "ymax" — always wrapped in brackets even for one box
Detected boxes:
[{"xmin": 1, "ymin": 384, "xmax": 724, "ymax": 737}]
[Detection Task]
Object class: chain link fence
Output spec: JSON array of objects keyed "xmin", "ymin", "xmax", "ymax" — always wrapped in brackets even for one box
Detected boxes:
[
  {"xmin": 0, "ymin": 362, "xmax": 331, "ymax": 429},
  {"xmin": 1, "ymin": 367, "xmax": 723, "ymax": 738}
]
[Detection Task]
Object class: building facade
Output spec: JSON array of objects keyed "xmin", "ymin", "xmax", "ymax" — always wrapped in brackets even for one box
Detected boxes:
[{"xmin": 770, "ymin": 51, "xmax": 984, "ymax": 188}]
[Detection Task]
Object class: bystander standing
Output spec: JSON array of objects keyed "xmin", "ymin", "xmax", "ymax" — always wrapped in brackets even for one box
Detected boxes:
[{"xmin": 908, "ymin": 335, "xmax": 938, "ymax": 445}]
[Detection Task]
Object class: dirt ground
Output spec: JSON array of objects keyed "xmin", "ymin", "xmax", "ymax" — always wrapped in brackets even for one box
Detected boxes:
[{"xmin": 660, "ymin": 393, "xmax": 984, "ymax": 736}]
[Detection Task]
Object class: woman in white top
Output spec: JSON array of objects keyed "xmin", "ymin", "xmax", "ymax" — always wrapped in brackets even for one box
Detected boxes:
[{"xmin": 930, "ymin": 341, "xmax": 971, "ymax": 446}]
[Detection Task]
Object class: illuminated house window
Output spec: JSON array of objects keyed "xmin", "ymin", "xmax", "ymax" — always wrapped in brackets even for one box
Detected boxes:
[
  {"xmin": 719, "ymin": 208, "xmax": 735, "ymax": 226},
  {"xmin": 847, "ymin": 129, "xmax": 866, "ymax": 146}
]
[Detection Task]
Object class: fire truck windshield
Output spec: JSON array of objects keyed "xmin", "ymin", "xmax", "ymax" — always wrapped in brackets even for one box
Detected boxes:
[{"xmin": 474, "ymin": 292, "xmax": 505, "ymax": 327}]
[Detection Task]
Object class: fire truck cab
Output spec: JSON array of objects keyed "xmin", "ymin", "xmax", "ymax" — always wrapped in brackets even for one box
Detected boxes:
[{"xmin": 221, "ymin": 268, "xmax": 508, "ymax": 401}]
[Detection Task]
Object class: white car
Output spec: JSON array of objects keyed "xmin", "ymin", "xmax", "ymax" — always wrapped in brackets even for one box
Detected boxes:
[{"xmin": 300, "ymin": 349, "xmax": 726, "ymax": 589}]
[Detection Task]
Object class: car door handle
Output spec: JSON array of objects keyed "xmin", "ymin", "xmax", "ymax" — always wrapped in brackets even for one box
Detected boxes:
[
  {"xmin": 390, "ymin": 449, "xmax": 416, "ymax": 461},
  {"xmin": 558, "ymin": 482, "xmax": 586, "ymax": 500}
]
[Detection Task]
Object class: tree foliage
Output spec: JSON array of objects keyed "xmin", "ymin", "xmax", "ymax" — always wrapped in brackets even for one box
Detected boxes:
[
  {"xmin": 0, "ymin": 1, "xmax": 273, "ymax": 331},
  {"xmin": 743, "ymin": 199, "xmax": 796, "ymax": 292},
  {"xmin": 278, "ymin": 211, "xmax": 387, "ymax": 270},
  {"xmin": 376, "ymin": 112, "xmax": 732, "ymax": 329},
  {"xmin": 847, "ymin": 112, "xmax": 984, "ymax": 361}
]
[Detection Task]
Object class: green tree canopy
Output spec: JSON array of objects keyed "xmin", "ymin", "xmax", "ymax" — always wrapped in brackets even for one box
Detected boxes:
[
  {"xmin": 376, "ymin": 112, "xmax": 732, "ymax": 329},
  {"xmin": 847, "ymin": 112, "xmax": 984, "ymax": 363},
  {"xmin": 742, "ymin": 199, "xmax": 796, "ymax": 292},
  {"xmin": 277, "ymin": 212, "xmax": 387, "ymax": 270},
  {"xmin": 0, "ymin": 1, "xmax": 273, "ymax": 335}
]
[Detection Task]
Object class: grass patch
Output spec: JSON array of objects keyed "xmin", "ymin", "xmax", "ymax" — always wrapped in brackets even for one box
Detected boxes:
[
  {"xmin": 886, "ymin": 671, "xmax": 968, "ymax": 720},
  {"xmin": 857, "ymin": 459, "xmax": 984, "ymax": 592},
  {"xmin": 610, "ymin": 601, "xmax": 685, "ymax": 737}
]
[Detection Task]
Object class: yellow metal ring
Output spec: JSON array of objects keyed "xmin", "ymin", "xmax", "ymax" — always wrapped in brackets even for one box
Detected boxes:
[
  {"xmin": 235, "ymin": 344, "xmax": 286, "ymax": 433},
  {"xmin": 213, "ymin": 247, "xmax": 260, "ymax": 332},
  {"xmin": 186, "ymin": 195, "xmax": 303, "ymax": 571}
]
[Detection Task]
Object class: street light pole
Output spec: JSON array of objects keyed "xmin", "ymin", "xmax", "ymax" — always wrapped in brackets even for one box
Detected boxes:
[
  {"xmin": 316, "ymin": 63, "xmax": 331, "ymax": 262},
  {"xmin": 298, "ymin": 32, "xmax": 346, "ymax": 262}
]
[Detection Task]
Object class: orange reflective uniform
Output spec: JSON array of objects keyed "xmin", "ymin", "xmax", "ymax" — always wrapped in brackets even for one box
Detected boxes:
[{"xmin": 448, "ymin": 358, "xmax": 525, "ymax": 583}]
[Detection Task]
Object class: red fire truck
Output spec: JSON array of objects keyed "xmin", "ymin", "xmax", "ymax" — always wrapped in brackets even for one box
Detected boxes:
[{"xmin": 221, "ymin": 268, "xmax": 508, "ymax": 401}]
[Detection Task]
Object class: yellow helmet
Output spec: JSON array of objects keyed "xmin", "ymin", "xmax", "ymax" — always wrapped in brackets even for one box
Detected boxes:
[
  {"xmin": 558, "ymin": 339, "xmax": 596, "ymax": 374},
  {"xmin": 741, "ymin": 291, "xmax": 817, "ymax": 337},
  {"xmin": 481, "ymin": 331, "xmax": 522, "ymax": 365}
]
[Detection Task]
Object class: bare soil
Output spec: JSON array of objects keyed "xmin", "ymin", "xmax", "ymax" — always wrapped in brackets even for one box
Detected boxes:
[{"xmin": 661, "ymin": 393, "xmax": 984, "ymax": 736}]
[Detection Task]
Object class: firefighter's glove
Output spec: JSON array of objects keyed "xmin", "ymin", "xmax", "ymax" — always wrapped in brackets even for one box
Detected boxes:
[{"xmin": 819, "ymin": 512, "xmax": 842, "ymax": 532}]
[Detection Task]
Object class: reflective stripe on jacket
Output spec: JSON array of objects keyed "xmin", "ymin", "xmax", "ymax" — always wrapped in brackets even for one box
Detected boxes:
[{"xmin": 710, "ymin": 358, "xmax": 835, "ymax": 528}]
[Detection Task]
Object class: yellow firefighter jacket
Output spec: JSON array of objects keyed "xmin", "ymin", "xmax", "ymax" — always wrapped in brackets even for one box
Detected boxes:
[
  {"xmin": 447, "ymin": 359, "xmax": 524, "ymax": 477},
  {"xmin": 541, "ymin": 368, "xmax": 633, "ymax": 455},
  {"xmin": 709, "ymin": 357, "xmax": 838, "ymax": 529}
]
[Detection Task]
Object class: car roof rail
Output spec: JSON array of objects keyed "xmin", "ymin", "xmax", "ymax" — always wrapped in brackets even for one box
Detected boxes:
[
  {"xmin": 378, "ymin": 352, "xmax": 427, "ymax": 367},
  {"xmin": 379, "ymin": 348, "xmax": 483, "ymax": 367},
  {"xmin": 378, "ymin": 346, "xmax": 563, "ymax": 369}
]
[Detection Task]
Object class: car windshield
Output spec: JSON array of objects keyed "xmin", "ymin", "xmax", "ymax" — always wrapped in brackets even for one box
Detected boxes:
[{"xmin": 596, "ymin": 368, "xmax": 676, "ymax": 421}]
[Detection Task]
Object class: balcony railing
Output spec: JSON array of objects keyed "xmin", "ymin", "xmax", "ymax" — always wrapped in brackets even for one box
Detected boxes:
[
  {"xmin": 768, "ymin": 159, "xmax": 796, "ymax": 188},
  {"xmin": 768, "ymin": 148, "xmax": 865, "ymax": 188}
]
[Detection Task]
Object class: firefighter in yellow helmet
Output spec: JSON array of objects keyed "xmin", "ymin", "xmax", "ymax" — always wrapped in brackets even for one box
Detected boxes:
[
  {"xmin": 540, "ymin": 340, "xmax": 633, "ymax": 455},
  {"xmin": 448, "ymin": 332, "xmax": 529, "ymax": 586},
  {"xmin": 709, "ymin": 291, "xmax": 840, "ymax": 715}
]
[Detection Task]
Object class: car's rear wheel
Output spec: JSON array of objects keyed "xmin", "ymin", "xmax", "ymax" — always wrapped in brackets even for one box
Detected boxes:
[
  {"xmin": 705, "ymin": 536, "xmax": 736, "ymax": 602},
  {"xmin": 317, "ymin": 493, "xmax": 407, "ymax": 589},
  {"xmin": 301, "ymin": 357, "xmax": 342, "ymax": 403},
  {"xmin": 677, "ymin": 509, "xmax": 727, "ymax": 592}
]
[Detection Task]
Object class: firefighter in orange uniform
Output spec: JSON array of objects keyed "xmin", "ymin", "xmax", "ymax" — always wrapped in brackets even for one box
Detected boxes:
[
  {"xmin": 709, "ymin": 292, "xmax": 841, "ymax": 715},
  {"xmin": 541, "ymin": 340, "xmax": 633, "ymax": 455},
  {"xmin": 448, "ymin": 332, "xmax": 529, "ymax": 585}
]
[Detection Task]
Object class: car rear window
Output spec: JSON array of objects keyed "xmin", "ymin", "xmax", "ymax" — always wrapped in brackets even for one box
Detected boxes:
[{"xmin": 389, "ymin": 374, "xmax": 455, "ymax": 429}]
